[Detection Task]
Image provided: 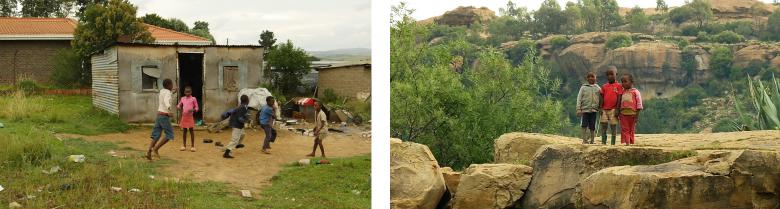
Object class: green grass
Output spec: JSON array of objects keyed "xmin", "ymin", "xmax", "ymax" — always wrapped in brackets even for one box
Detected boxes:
[
  {"xmin": 0, "ymin": 93, "xmax": 371, "ymax": 208},
  {"xmin": 257, "ymin": 155, "xmax": 372, "ymax": 209}
]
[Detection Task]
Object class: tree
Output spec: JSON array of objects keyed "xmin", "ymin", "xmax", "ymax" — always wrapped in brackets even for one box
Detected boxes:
[
  {"xmin": 20, "ymin": 0, "xmax": 73, "ymax": 17},
  {"xmin": 680, "ymin": 46, "xmax": 698, "ymax": 83},
  {"xmin": 606, "ymin": 33, "xmax": 632, "ymax": 49},
  {"xmin": 601, "ymin": 0, "xmax": 623, "ymax": 30},
  {"xmin": 190, "ymin": 21, "xmax": 215, "ymax": 43},
  {"xmin": 562, "ymin": 2, "xmax": 583, "ymax": 34},
  {"xmin": 72, "ymin": 0, "xmax": 153, "ymax": 84},
  {"xmin": 669, "ymin": 5, "xmax": 694, "ymax": 26},
  {"xmin": 710, "ymin": 45, "xmax": 733, "ymax": 79},
  {"xmin": 259, "ymin": 30, "xmax": 277, "ymax": 50},
  {"xmin": 766, "ymin": 8, "xmax": 780, "ymax": 41},
  {"xmin": 689, "ymin": 0, "xmax": 713, "ymax": 28},
  {"xmin": 534, "ymin": 0, "xmax": 564, "ymax": 35},
  {"xmin": 714, "ymin": 30, "xmax": 744, "ymax": 43},
  {"xmin": 751, "ymin": 2, "xmax": 767, "ymax": 32},
  {"xmin": 656, "ymin": 0, "xmax": 668, "ymax": 13},
  {"xmin": 579, "ymin": 0, "xmax": 622, "ymax": 32},
  {"xmin": 266, "ymin": 40, "xmax": 311, "ymax": 95},
  {"xmin": 627, "ymin": 6, "xmax": 650, "ymax": 33},
  {"xmin": 0, "ymin": 0, "xmax": 18, "ymax": 16}
]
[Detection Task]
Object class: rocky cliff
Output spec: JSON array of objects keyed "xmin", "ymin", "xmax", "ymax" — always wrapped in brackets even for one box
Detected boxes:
[{"xmin": 390, "ymin": 130, "xmax": 780, "ymax": 209}]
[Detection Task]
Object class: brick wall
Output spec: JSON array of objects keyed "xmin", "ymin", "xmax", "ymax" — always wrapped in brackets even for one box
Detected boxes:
[
  {"xmin": 0, "ymin": 40, "xmax": 72, "ymax": 85},
  {"xmin": 316, "ymin": 65, "xmax": 371, "ymax": 99}
]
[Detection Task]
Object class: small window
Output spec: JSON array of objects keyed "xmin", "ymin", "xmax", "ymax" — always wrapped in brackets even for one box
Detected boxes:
[
  {"xmin": 223, "ymin": 66, "xmax": 239, "ymax": 91},
  {"xmin": 142, "ymin": 66, "xmax": 160, "ymax": 90}
]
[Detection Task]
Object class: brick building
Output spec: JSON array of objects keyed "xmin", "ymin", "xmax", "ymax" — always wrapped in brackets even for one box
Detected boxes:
[
  {"xmin": 315, "ymin": 63, "xmax": 371, "ymax": 100},
  {"xmin": 0, "ymin": 18, "xmax": 76, "ymax": 85},
  {"xmin": 0, "ymin": 17, "xmax": 212, "ymax": 85}
]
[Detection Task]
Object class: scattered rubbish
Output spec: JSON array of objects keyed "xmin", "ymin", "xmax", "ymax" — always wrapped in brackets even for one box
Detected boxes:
[
  {"xmin": 68, "ymin": 155, "xmax": 85, "ymax": 163},
  {"xmin": 203, "ymin": 139, "xmax": 213, "ymax": 143},
  {"xmin": 0, "ymin": 184, "xmax": 4, "ymax": 192},
  {"xmin": 59, "ymin": 183, "xmax": 73, "ymax": 191},
  {"xmin": 361, "ymin": 131, "xmax": 371, "ymax": 138},
  {"xmin": 317, "ymin": 159, "xmax": 330, "ymax": 165},
  {"xmin": 42, "ymin": 166, "xmax": 61, "ymax": 174},
  {"xmin": 285, "ymin": 119, "xmax": 299, "ymax": 125},
  {"xmin": 110, "ymin": 187, "xmax": 122, "ymax": 192},
  {"xmin": 129, "ymin": 188, "xmax": 141, "ymax": 193},
  {"xmin": 148, "ymin": 175, "xmax": 155, "ymax": 179},
  {"xmin": 215, "ymin": 142, "xmax": 224, "ymax": 147},
  {"xmin": 9, "ymin": 201, "xmax": 21, "ymax": 208},
  {"xmin": 0, "ymin": 123, "xmax": 4, "ymax": 128},
  {"xmin": 196, "ymin": 119, "xmax": 204, "ymax": 126},
  {"xmin": 35, "ymin": 186, "xmax": 44, "ymax": 192},
  {"xmin": 107, "ymin": 150, "xmax": 116, "ymax": 155},
  {"xmin": 328, "ymin": 128, "xmax": 344, "ymax": 133},
  {"xmin": 240, "ymin": 190, "xmax": 252, "ymax": 198},
  {"xmin": 298, "ymin": 159, "xmax": 311, "ymax": 165},
  {"xmin": 353, "ymin": 116, "xmax": 363, "ymax": 125},
  {"xmin": 352, "ymin": 190, "xmax": 361, "ymax": 195},
  {"xmin": 25, "ymin": 194, "xmax": 35, "ymax": 199}
]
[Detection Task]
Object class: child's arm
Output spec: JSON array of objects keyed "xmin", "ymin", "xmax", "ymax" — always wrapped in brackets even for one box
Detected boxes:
[
  {"xmin": 193, "ymin": 98, "xmax": 199, "ymax": 112},
  {"xmin": 576, "ymin": 86, "xmax": 584, "ymax": 116},
  {"xmin": 177, "ymin": 98, "xmax": 183, "ymax": 109},
  {"xmin": 615, "ymin": 93, "xmax": 622, "ymax": 119},
  {"xmin": 635, "ymin": 90, "xmax": 643, "ymax": 120},
  {"xmin": 598, "ymin": 87, "xmax": 603, "ymax": 112}
]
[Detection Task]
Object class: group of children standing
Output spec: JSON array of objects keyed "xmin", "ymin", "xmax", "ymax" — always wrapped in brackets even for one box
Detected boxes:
[
  {"xmin": 145, "ymin": 79, "xmax": 329, "ymax": 160},
  {"xmin": 576, "ymin": 66, "xmax": 643, "ymax": 146}
]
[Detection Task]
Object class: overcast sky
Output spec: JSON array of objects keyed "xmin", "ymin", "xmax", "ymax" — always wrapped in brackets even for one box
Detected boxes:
[
  {"xmin": 391, "ymin": 0, "xmax": 776, "ymax": 20},
  {"xmin": 129, "ymin": 0, "xmax": 371, "ymax": 51}
]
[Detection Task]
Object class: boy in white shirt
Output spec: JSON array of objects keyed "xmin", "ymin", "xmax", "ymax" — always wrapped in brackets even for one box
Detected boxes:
[
  {"xmin": 306, "ymin": 101, "xmax": 328, "ymax": 158},
  {"xmin": 146, "ymin": 79, "xmax": 176, "ymax": 160}
]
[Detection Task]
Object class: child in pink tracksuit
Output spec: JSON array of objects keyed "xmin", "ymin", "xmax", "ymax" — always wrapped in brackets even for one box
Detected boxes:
[
  {"xmin": 615, "ymin": 74, "xmax": 642, "ymax": 145},
  {"xmin": 177, "ymin": 86, "xmax": 199, "ymax": 151}
]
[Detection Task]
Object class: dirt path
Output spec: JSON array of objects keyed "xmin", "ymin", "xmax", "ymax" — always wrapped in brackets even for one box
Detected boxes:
[{"xmin": 59, "ymin": 125, "xmax": 371, "ymax": 194}]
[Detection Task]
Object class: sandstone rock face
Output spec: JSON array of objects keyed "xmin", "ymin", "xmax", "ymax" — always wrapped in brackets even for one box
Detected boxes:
[
  {"xmin": 493, "ymin": 132, "xmax": 577, "ymax": 165},
  {"xmin": 733, "ymin": 44, "xmax": 780, "ymax": 69},
  {"xmin": 521, "ymin": 144, "xmax": 695, "ymax": 209},
  {"xmin": 436, "ymin": 6, "xmax": 496, "ymax": 27},
  {"xmin": 390, "ymin": 139, "xmax": 446, "ymax": 209},
  {"xmin": 440, "ymin": 167, "xmax": 462, "ymax": 194},
  {"xmin": 452, "ymin": 164, "xmax": 533, "ymax": 209},
  {"xmin": 710, "ymin": 0, "xmax": 774, "ymax": 19},
  {"xmin": 581, "ymin": 150, "xmax": 780, "ymax": 209}
]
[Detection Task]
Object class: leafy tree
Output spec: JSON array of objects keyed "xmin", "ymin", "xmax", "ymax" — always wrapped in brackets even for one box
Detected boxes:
[
  {"xmin": 562, "ymin": 2, "xmax": 583, "ymax": 34},
  {"xmin": 669, "ymin": 5, "xmax": 694, "ymax": 26},
  {"xmin": 710, "ymin": 45, "xmax": 733, "ymax": 79},
  {"xmin": 656, "ymin": 0, "xmax": 668, "ymax": 13},
  {"xmin": 140, "ymin": 14, "xmax": 215, "ymax": 43},
  {"xmin": 190, "ymin": 21, "xmax": 215, "ymax": 43},
  {"xmin": 689, "ymin": 0, "xmax": 713, "ymax": 28},
  {"xmin": 600, "ymin": 0, "xmax": 622, "ymax": 30},
  {"xmin": 534, "ymin": 0, "xmax": 564, "ymax": 35},
  {"xmin": 266, "ymin": 40, "xmax": 311, "ymax": 95},
  {"xmin": 259, "ymin": 30, "xmax": 277, "ymax": 50},
  {"xmin": 766, "ymin": 8, "xmax": 780, "ymax": 41},
  {"xmin": 751, "ymin": 2, "xmax": 767, "ymax": 31},
  {"xmin": 579, "ymin": 0, "xmax": 621, "ymax": 32},
  {"xmin": 50, "ymin": 48, "xmax": 86, "ymax": 87},
  {"xmin": 627, "ymin": 6, "xmax": 650, "ymax": 33},
  {"xmin": 680, "ymin": 46, "xmax": 698, "ymax": 83},
  {"xmin": 72, "ymin": 0, "xmax": 153, "ymax": 84},
  {"xmin": 0, "ymin": 0, "xmax": 18, "ymax": 16},
  {"xmin": 714, "ymin": 30, "xmax": 744, "ymax": 43},
  {"xmin": 605, "ymin": 33, "xmax": 632, "ymax": 49},
  {"xmin": 505, "ymin": 39, "xmax": 537, "ymax": 66},
  {"xmin": 20, "ymin": 0, "xmax": 74, "ymax": 17}
]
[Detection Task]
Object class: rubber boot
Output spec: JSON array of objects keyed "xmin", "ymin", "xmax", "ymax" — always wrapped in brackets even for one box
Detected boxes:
[
  {"xmin": 223, "ymin": 149, "xmax": 234, "ymax": 158},
  {"xmin": 611, "ymin": 134, "xmax": 616, "ymax": 145},
  {"xmin": 601, "ymin": 130, "xmax": 607, "ymax": 144}
]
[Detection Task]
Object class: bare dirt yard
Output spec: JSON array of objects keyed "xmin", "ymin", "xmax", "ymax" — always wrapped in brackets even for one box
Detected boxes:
[{"xmin": 57, "ymin": 125, "xmax": 372, "ymax": 194}]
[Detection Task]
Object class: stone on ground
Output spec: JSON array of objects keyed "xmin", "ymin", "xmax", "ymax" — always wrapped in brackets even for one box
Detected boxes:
[
  {"xmin": 452, "ymin": 164, "xmax": 533, "ymax": 209},
  {"xmin": 390, "ymin": 138, "xmax": 446, "ymax": 209}
]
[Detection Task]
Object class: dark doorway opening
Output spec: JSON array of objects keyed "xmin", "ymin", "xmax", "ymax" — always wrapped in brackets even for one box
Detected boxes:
[{"xmin": 178, "ymin": 53, "xmax": 204, "ymax": 122}]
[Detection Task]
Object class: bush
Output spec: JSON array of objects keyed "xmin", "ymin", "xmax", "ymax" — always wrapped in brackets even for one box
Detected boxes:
[
  {"xmin": 51, "ymin": 48, "xmax": 87, "ymax": 88},
  {"xmin": 680, "ymin": 25, "xmax": 700, "ymax": 36},
  {"xmin": 605, "ymin": 34, "xmax": 633, "ymax": 49},
  {"xmin": 321, "ymin": 88, "xmax": 344, "ymax": 105},
  {"xmin": 696, "ymin": 31, "xmax": 710, "ymax": 42},
  {"xmin": 15, "ymin": 77, "xmax": 43, "ymax": 95},
  {"xmin": 669, "ymin": 6, "xmax": 694, "ymax": 25},
  {"xmin": 549, "ymin": 36, "xmax": 570, "ymax": 50},
  {"xmin": 713, "ymin": 119, "xmax": 738, "ymax": 132},
  {"xmin": 710, "ymin": 45, "xmax": 733, "ymax": 79},
  {"xmin": 714, "ymin": 30, "xmax": 744, "ymax": 44}
]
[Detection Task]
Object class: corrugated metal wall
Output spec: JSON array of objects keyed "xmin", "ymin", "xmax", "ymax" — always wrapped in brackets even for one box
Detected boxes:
[{"xmin": 91, "ymin": 47, "xmax": 119, "ymax": 114}]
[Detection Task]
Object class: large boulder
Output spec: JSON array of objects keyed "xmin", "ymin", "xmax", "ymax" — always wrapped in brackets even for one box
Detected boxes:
[
  {"xmin": 733, "ymin": 44, "xmax": 780, "ymax": 69},
  {"xmin": 435, "ymin": 6, "xmax": 496, "ymax": 27},
  {"xmin": 440, "ymin": 167, "xmax": 462, "ymax": 195},
  {"xmin": 581, "ymin": 150, "xmax": 780, "ymax": 209},
  {"xmin": 520, "ymin": 144, "xmax": 697, "ymax": 209},
  {"xmin": 452, "ymin": 164, "xmax": 533, "ymax": 209},
  {"xmin": 390, "ymin": 139, "xmax": 447, "ymax": 209},
  {"xmin": 710, "ymin": 0, "xmax": 774, "ymax": 19},
  {"xmin": 493, "ymin": 132, "xmax": 577, "ymax": 165}
]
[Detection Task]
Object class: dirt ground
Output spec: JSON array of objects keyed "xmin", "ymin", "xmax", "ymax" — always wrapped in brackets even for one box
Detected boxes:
[{"xmin": 58, "ymin": 125, "xmax": 372, "ymax": 194}]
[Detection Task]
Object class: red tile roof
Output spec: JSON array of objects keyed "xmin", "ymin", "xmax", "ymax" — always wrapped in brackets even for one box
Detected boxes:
[{"xmin": 0, "ymin": 17, "xmax": 211, "ymax": 44}]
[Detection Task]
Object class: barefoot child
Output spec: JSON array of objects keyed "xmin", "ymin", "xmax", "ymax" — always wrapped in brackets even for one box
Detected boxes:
[
  {"xmin": 576, "ymin": 72, "xmax": 601, "ymax": 144},
  {"xmin": 600, "ymin": 66, "xmax": 622, "ymax": 145},
  {"xmin": 307, "ymin": 101, "xmax": 328, "ymax": 158},
  {"xmin": 616, "ymin": 74, "xmax": 643, "ymax": 145},
  {"xmin": 146, "ymin": 79, "xmax": 176, "ymax": 160},
  {"xmin": 177, "ymin": 86, "xmax": 199, "ymax": 152},
  {"xmin": 259, "ymin": 96, "xmax": 276, "ymax": 154},
  {"xmin": 223, "ymin": 95, "xmax": 250, "ymax": 158}
]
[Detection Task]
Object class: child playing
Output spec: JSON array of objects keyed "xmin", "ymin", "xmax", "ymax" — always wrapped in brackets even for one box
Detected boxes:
[
  {"xmin": 576, "ymin": 72, "xmax": 601, "ymax": 144},
  {"xmin": 307, "ymin": 101, "xmax": 328, "ymax": 158},
  {"xmin": 146, "ymin": 79, "xmax": 176, "ymax": 161},
  {"xmin": 177, "ymin": 86, "xmax": 199, "ymax": 152},
  {"xmin": 259, "ymin": 96, "xmax": 276, "ymax": 154},
  {"xmin": 616, "ymin": 74, "xmax": 643, "ymax": 145},
  {"xmin": 223, "ymin": 95, "xmax": 250, "ymax": 158},
  {"xmin": 599, "ymin": 66, "xmax": 622, "ymax": 145}
]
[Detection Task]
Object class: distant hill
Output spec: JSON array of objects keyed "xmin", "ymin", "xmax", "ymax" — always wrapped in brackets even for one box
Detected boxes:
[{"xmin": 308, "ymin": 48, "xmax": 371, "ymax": 62}]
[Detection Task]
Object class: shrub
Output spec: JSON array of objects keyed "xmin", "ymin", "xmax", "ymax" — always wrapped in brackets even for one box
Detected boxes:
[
  {"xmin": 605, "ymin": 33, "xmax": 633, "ymax": 49},
  {"xmin": 51, "ymin": 48, "xmax": 87, "ymax": 88},
  {"xmin": 710, "ymin": 45, "xmax": 733, "ymax": 79},
  {"xmin": 15, "ymin": 77, "xmax": 42, "ymax": 95},
  {"xmin": 549, "ymin": 36, "xmax": 570, "ymax": 50},
  {"xmin": 714, "ymin": 30, "xmax": 744, "ymax": 44},
  {"xmin": 696, "ymin": 31, "xmax": 710, "ymax": 42},
  {"xmin": 321, "ymin": 88, "xmax": 344, "ymax": 105},
  {"xmin": 669, "ymin": 6, "xmax": 694, "ymax": 25},
  {"xmin": 680, "ymin": 25, "xmax": 700, "ymax": 36}
]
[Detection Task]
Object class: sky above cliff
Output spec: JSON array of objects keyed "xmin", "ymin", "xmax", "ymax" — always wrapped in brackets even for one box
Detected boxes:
[
  {"xmin": 392, "ymin": 0, "xmax": 777, "ymax": 20},
  {"xmin": 129, "ymin": 0, "xmax": 370, "ymax": 51}
]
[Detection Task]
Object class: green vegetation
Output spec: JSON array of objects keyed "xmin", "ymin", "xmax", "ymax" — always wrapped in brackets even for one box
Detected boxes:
[
  {"xmin": 710, "ymin": 45, "xmax": 734, "ymax": 79},
  {"xmin": 627, "ymin": 6, "xmax": 650, "ymax": 33},
  {"xmin": 605, "ymin": 33, "xmax": 633, "ymax": 49},
  {"xmin": 391, "ymin": 4, "xmax": 565, "ymax": 169},
  {"xmin": 713, "ymin": 30, "xmax": 744, "ymax": 44},
  {"xmin": 50, "ymin": 48, "xmax": 87, "ymax": 88},
  {"xmin": 320, "ymin": 88, "xmax": 371, "ymax": 121},
  {"xmin": 266, "ymin": 40, "xmax": 313, "ymax": 96},
  {"xmin": 140, "ymin": 13, "xmax": 216, "ymax": 43},
  {"xmin": 549, "ymin": 36, "xmax": 570, "ymax": 50},
  {"xmin": 257, "ymin": 155, "xmax": 371, "ymax": 209}
]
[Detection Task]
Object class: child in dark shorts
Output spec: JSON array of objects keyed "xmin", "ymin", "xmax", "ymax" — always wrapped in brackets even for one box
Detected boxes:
[{"xmin": 576, "ymin": 72, "xmax": 601, "ymax": 144}]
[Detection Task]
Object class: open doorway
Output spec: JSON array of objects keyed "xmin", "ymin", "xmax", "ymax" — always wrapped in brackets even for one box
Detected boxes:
[{"xmin": 178, "ymin": 53, "xmax": 204, "ymax": 123}]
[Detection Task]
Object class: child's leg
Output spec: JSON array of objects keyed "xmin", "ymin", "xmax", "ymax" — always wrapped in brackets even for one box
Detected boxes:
[
  {"xmin": 318, "ymin": 139, "xmax": 325, "ymax": 157},
  {"xmin": 307, "ymin": 136, "xmax": 318, "ymax": 156},
  {"xmin": 619, "ymin": 115, "xmax": 629, "ymax": 145},
  {"xmin": 182, "ymin": 129, "xmax": 188, "ymax": 148},
  {"xmin": 189, "ymin": 128, "xmax": 195, "ymax": 148},
  {"xmin": 580, "ymin": 127, "xmax": 587, "ymax": 144},
  {"xmin": 154, "ymin": 117, "xmax": 174, "ymax": 156},
  {"xmin": 628, "ymin": 116, "xmax": 637, "ymax": 144},
  {"xmin": 610, "ymin": 124, "xmax": 617, "ymax": 145}
]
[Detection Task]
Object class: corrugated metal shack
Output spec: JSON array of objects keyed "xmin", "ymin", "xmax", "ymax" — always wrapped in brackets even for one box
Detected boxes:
[{"xmin": 91, "ymin": 43, "xmax": 264, "ymax": 123}]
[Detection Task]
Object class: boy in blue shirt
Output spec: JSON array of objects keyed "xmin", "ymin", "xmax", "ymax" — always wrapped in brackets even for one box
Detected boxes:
[
  {"xmin": 223, "ymin": 95, "xmax": 250, "ymax": 158},
  {"xmin": 259, "ymin": 96, "xmax": 276, "ymax": 154}
]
